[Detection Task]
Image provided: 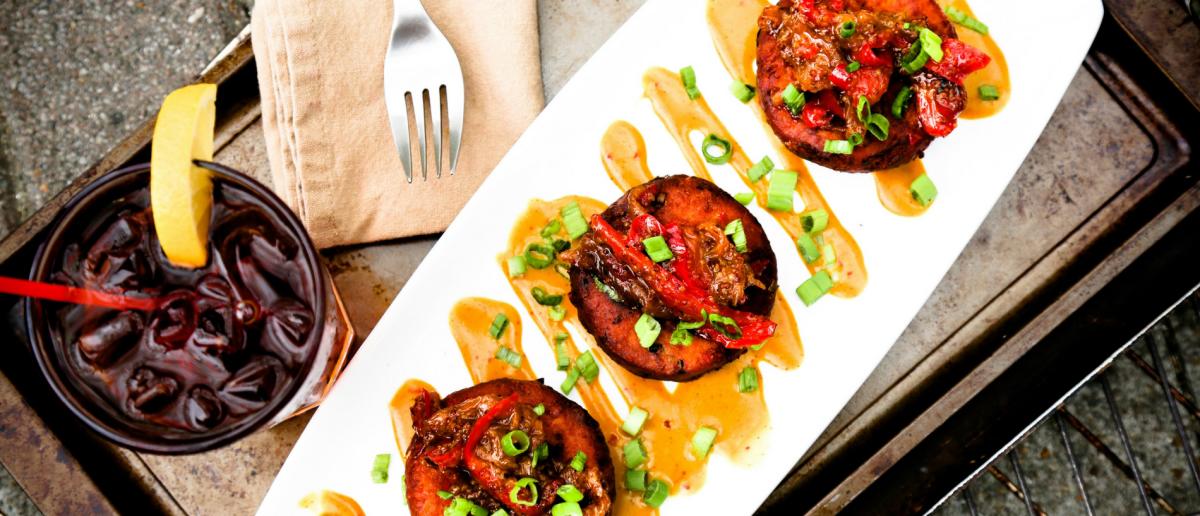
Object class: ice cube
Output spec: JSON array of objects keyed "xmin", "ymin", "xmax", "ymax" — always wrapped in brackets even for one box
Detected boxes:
[
  {"xmin": 149, "ymin": 291, "xmax": 196, "ymax": 348},
  {"xmin": 220, "ymin": 355, "xmax": 285, "ymax": 416},
  {"xmin": 260, "ymin": 299, "xmax": 314, "ymax": 366},
  {"xmin": 77, "ymin": 311, "xmax": 143, "ymax": 366},
  {"xmin": 184, "ymin": 386, "xmax": 226, "ymax": 431},
  {"xmin": 125, "ymin": 367, "xmax": 179, "ymax": 414}
]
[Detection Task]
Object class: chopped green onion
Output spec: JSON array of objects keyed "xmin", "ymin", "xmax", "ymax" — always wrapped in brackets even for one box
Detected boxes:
[
  {"xmin": 622, "ymin": 407, "xmax": 649, "ymax": 436},
  {"xmin": 892, "ymin": 86, "xmax": 913, "ymax": 118},
  {"xmin": 489, "ymin": 313, "xmax": 509, "ymax": 339},
  {"xmin": 532, "ymin": 286, "xmax": 563, "ymax": 306},
  {"xmin": 548, "ymin": 305, "xmax": 566, "ymax": 321},
  {"xmin": 510, "ymin": 477, "xmax": 538, "ymax": 507},
  {"xmin": 766, "ymin": 170, "xmax": 798, "ymax": 212},
  {"xmin": 554, "ymin": 261, "xmax": 571, "ymax": 280},
  {"xmin": 900, "ymin": 40, "xmax": 929, "ymax": 74},
  {"xmin": 555, "ymin": 338, "xmax": 571, "ymax": 371},
  {"xmin": 918, "ymin": 28, "xmax": 944, "ymax": 62},
  {"xmin": 570, "ymin": 451, "xmax": 587, "ymax": 472},
  {"xmin": 800, "ymin": 209, "xmax": 829, "ymax": 233},
  {"xmin": 642, "ymin": 479, "xmax": 669, "ymax": 508},
  {"xmin": 734, "ymin": 192, "xmax": 755, "ymax": 205},
  {"xmin": 557, "ymin": 484, "xmax": 584, "ymax": 503},
  {"xmin": 551, "ymin": 502, "xmax": 582, "ymax": 516},
  {"xmin": 550, "ymin": 238, "xmax": 570, "ymax": 253},
  {"xmin": 438, "ymin": 490, "xmax": 454, "ymax": 500},
  {"xmin": 823, "ymin": 139, "xmax": 854, "ymax": 155},
  {"xmin": 561, "ymin": 367, "xmax": 581, "ymax": 394},
  {"xmin": 978, "ymin": 84, "xmax": 1001, "ymax": 101},
  {"xmin": 839, "ymin": 20, "xmax": 857, "ymax": 38},
  {"xmin": 534, "ymin": 403, "xmax": 546, "ymax": 416},
  {"xmin": 593, "ymin": 278, "xmax": 621, "ymax": 302},
  {"xmin": 561, "ymin": 201, "xmax": 589, "ymax": 240},
  {"xmin": 670, "ymin": 316, "xmax": 705, "ymax": 346},
  {"xmin": 532, "ymin": 442, "xmax": 549, "ymax": 468},
  {"xmin": 707, "ymin": 312, "xmax": 743, "ymax": 340},
  {"xmin": 496, "ymin": 346, "xmax": 523, "ymax": 368},
  {"xmin": 446, "ymin": 497, "xmax": 481, "ymax": 516},
  {"xmin": 492, "ymin": 511, "xmax": 509, "ymax": 516},
  {"xmin": 642, "ymin": 235, "xmax": 674, "ymax": 263},
  {"xmin": 701, "ymin": 134, "xmax": 733, "ymax": 165},
  {"xmin": 730, "ymin": 81, "xmax": 756, "ymax": 103},
  {"xmin": 781, "ymin": 83, "xmax": 805, "ymax": 115},
  {"xmin": 507, "ymin": 256, "xmax": 526, "ymax": 278},
  {"xmin": 680, "ymin": 66, "xmax": 701, "ymax": 100},
  {"xmin": 867, "ymin": 113, "xmax": 890, "ymax": 141},
  {"xmin": 796, "ymin": 233, "xmax": 821, "ymax": 264},
  {"xmin": 623, "ymin": 439, "xmax": 647, "ymax": 469},
  {"xmin": 945, "ymin": 6, "xmax": 989, "ymax": 34},
  {"xmin": 371, "ymin": 453, "xmax": 391, "ymax": 483},
  {"xmin": 910, "ymin": 173, "xmax": 938, "ymax": 207},
  {"xmin": 724, "ymin": 218, "xmax": 748, "ymax": 253},
  {"xmin": 822, "ymin": 243, "xmax": 837, "ymax": 265},
  {"xmin": 847, "ymin": 60, "xmax": 861, "ymax": 73},
  {"xmin": 625, "ymin": 468, "xmax": 647, "ymax": 491},
  {"xmin": 502, "ymin": 430, "xmax": 531, "ymax": 456},
  {"xmin": 796, "ymin": 270, "xmax": 834, "ymax": 306},
  {"xmin": 575, "ymin": 351, "xmax": 600, "ymax": 383},
  {"xmin": 541, "ymin": 219, "xmax": 562, "ymax": 239},
  {"xmin": 691, "ymin": 426, "xmax": 719, "ymax": 459},
  {"xmin": 856, "ymin": 96, "xmax": 870, "ymax": 122},
  {"xmin": 747, "ymin": 156, "xmax": 775, "ymax": 182},
  {"xmin": 524, "ymin": 242, "xmax": 556, "ymax": 269},
  {"xmin": 738, "ymin": 367, "xmax": 759, "ymax": 393},
  {"xmin": 848, "ymin": 133, "xmax": 864, "ymax": 146},
  {"xmin": 635, "ymin": 313, "xmax": 661, "ymax": 348}
]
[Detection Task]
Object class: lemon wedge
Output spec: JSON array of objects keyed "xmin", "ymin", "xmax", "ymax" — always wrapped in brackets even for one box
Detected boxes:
[{"xmin": 150, "ymin": 83, "xmax": 217, "ymax": 268}]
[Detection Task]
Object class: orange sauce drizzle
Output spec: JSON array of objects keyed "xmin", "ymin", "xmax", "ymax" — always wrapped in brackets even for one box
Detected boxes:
[
  {"xmin": 874, "ymin": 160, "xmax": 928, "ymax": 217},
  {"xmin": 449, "ymin": 298, "xmax": 537, "ymax": 384},
  {"xmin": 500, "ymin": 199, "xmax": 803, "ymax": 514},
  {"xmin": 389, "ymin": 378, "xmax": 437, "ymax": 459},
  {"xmin": 603, "ymin": 121, "xmax": 656, "ymax": 192},
  {"xmin": 936, "ymin": 0, "xmax": 1010, "ymax": 118},
  {"xmin": 298, "ymin": 490, "xmax": 365, "ymax": 516}
]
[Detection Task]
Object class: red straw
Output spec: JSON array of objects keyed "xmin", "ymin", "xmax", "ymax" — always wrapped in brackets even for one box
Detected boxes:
[{"xmin": 0, "ymin": 277, "xmax": 158, "ymax": 311}]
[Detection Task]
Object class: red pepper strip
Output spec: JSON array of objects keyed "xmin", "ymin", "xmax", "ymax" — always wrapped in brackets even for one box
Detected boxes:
[
  {"xmin": 591, "ymin": 215, "xmax": 776, "ymax": 348},
  {"xmin": 463, "ymin": 393, "xmax": 520, "ymax": 462},
  {"xmin": 427, "ymin": 446, "xmax": 461, "ymax": 468},
  {"xmin": 923, "ymin": 39, "xmax": 991, "ymax": 85},
  {"xmin": 854, "ymin": 38, "xmax": 890, "ymax": 67},
  {"xmin": 625, "ymin": 213, "xmax": 664, "ymax": 249},
  {"xmin": 662, "ymin": 225, "xmax": 710, "ymax": 294},
  {"xmin": 801, "ymin": 89, "xmax": 840, "ymax": 128},
  {"xmin": 829, "ymin": 64, "xmax": 852, "ymax": 90}
]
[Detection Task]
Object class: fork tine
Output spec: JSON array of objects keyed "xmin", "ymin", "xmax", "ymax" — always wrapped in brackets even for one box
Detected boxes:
[
  {"xmin": 410, "ymin": 89, "xmax": 427, "ymax": 181},
  {"xmin": 447, "ymin": 84, "xmax": 464, "ymax": 175},
  {"xmin": 430, "ymin": 87, "xmax": 443, "ymax": 178},
  {"xmin": 390, "ymin": 91, "xmax": 413, "ymax": 183}
]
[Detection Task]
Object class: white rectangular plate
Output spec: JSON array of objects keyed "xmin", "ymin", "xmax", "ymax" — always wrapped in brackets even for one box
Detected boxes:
[{"xmin": 259, "ymin": 0, "xmax": 1102, "ymax": 513}]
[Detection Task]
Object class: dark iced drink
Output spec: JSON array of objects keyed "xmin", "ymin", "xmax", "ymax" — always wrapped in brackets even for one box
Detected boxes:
[{"xmin": 27, "ymin": 162, "xmax": 352, "ymax": 453}]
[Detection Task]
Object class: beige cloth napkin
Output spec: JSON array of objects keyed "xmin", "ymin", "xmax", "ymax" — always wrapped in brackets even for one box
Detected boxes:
[{"xmin": 251, "ymin": 0, "xmax": 544, "ymax": 249}]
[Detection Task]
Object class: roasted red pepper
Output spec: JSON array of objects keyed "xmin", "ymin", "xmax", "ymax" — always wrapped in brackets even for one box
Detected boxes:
[
  {"xmin": 590, "ymin": 215, "xmax": 777, "ymax": 348},
  {"xmin": 801, "ymin": 89, "xmax": 840, "ymax": 128},
  {"xmin": 427, "ymin": 446, "xmax": 462, "ymax": 468},
  {"xmin": 924, "ymin": 38, "xmax": 991, "ymax": 85},
  {"xmin": 854, "ymin": 37, "xmax": 890, "ymax": 67},
  {"xmin": 662, "ymin": 224, "xmax": 710, "ymax": 294},
  {"xmin": 829, "ymin": 64, "xmax": 852, "ymax": 90},
  {"xmin": 463, "ymin": 393, "xmax": 519, "ymax": 462},
  {"xmin": 625, "ymin": 213, "xmax": 664, "ymax": 248}
]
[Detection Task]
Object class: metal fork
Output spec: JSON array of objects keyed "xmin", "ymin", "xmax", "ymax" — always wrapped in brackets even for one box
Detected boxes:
[{"xmin": 383, "ymin": 0, "xmax": 464, "ymax": 182}]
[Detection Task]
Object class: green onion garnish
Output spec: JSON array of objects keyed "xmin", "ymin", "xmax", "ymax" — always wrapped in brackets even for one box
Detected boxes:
[
  {"xmin": 978, "ymin": 84, "xmax": 1001, "ymax": 101},
  {"xmin": 560, "ymin": 201, "xmax": 589, "ymax": 240},
  {"xmin": 575, "ymin": 351, "xmax": 600, "ymax": 383},
  {"xmin": 551, "ymin": 502, "xmax": 582, "ymax": 516},
  {"xmin": 489, "ymin": 313, "xmax": 509, "ymax": 339},
  {"xmin": 910, "ymin": 173, "xmax": 938, "ymax": 207},
  {"xmin": 747, "ymin": 155, "xmax": 775, "ymax": 182},
  {"xmin": 839, "ymin": 20, "xmax": 857, "ymax": 38},
  {"xmin": 496, "ymin": 346, "xmax": 523, "ymax": 368},
  {"xmin": 766, "ymin": 170, "xmax": 798, "ymax": 212},
  {"xmin": 822, "ymin": 243, "xmax": 837, "ymax": 265},
  {"xmin": 701, "ymin": 134, "xmax": 733, "ymax": 165},
  {"xmin": 541, "ymin": 219, "xmax": 562, "ymax": 239},
  {"xmin": 532, "ymin": 286, "xmax": 563, "ymax": 306},
  {"xmin": 557, "ymin": 484, "xmax": 584, "ymax": 503},
  {"xmin": 856, "ymin": 95, "xmax": 870, "ymax": 122},
  {"xmin": 847, "ymin": 60, "xmax": 861, "ymax": 73},
  {"xmin": 555, "ymin": 337, "xmax": 571, "ymax": 371},
  {"xmin": 730, "ymin": 81, "xmax": 756, "ymax": 103},
  {"xmin": 823, "ymin": 139, "xmax": 854, "ymax": 155},
  {"xmin": 622, "ymin": 407, "xmax": 649, "ymax": 436},
  {"xmin": 445, "ymin": 497, "xmax": 479, "ymax": 516},
  {"xmin": 492, "ymin": 510, "xmax": 509, "ymax": 516},
  {"xmin": 918, "ymin": 28, "xmax": 944, "ymax": 62},
  {"xmin": 635, "ymin": 313, "xmax": 661, "ymax": 348},
  {"xmin": 570, "ymin": 451, "xmax": 587, "ymax": 472},
  {"xmin": 642, "ymin": 478, "xmax": 669, "ymax": 508},
  {"xmin": 734, "ymin": 192, "xmax": 755, "ymax": 205},
  {"xmin": 623, "ymin": 439, "xmax": 647, "ymax": 469},
  {"xmin": 438, "ymin": 490, "xmax": 454, "ymax": 500},
  {"xmin": 524, "ymin": 242, "xmax": 557, "ymax": 269},
  {"xmin": 867, "ymin": 113, "xmax": 890, "ymax": 141},
  {"xmin": 642, "ymin": 235, "xmax": 674, "ymax": 263},
  {"xmin": 796, "ymin": 270, "xmax": 834, "ymax": 306},
  {"xmin": 532, "ymin": 442, "xmax": 549, "ymax": 468},
  {"xmin": 738, "ymin": 367, "xmax": 759, "ymax": 393},
  {"xmin": 593, "ymin": 278, "xmax": 622, "ymax": 302},
  {"xmin": 371, "ymin": 453, "xmax": 391, "ymax": 483},
  {"xmin": 691, "ymin": 426, "xmax": 718, "ymax": 459},
  {"xmin": 507, "ymin": 256, "xmax": 526, "ymax": 278},
  {"xmin": 707, "ymin": 312, "xmax": 743, "ymax": 340},
  {"xmin": 534, "ymin": 403, "xmax": 546, "ymax": 416},
  {"xmin": 680, "ymin": 66, "xmax": 701, "ymax": 100},
  {"xmin": 800, "ymin": 209, "xmax": 829, "ymax": 233},
  {"xmin": 562, "ymin": 367, "xmax": 581, "ymax": 394},
  {"xmin": 502, "ymin": 430, "xmax": 531, "ymax": 456},
  {"xmin": 670, "ymin": 316, "xmax": 705, "ymax": 346},
  {"xmin": 510, "ymin": 477, "xmax": 539, "ymax": 506},
  {"xmin": 550, "ymin": 238, "xmax": 570, "ymax": 253},
  {"xmin": 724, "ymin": 218, "xmax": 748, "ymax": 253},
  {"xmin": 626, "ymin": 468, "xmax": 647, "ymax": 491},
  {"xmin": 780, "ymin": 83, "xmax": 805, "ymax": 115},
  {"xmin": 900, "ymin": 40, "xmax": 929, "ymax": 74},
  {"xmin": 796, "ymin": 233, "xmax": 821, "ymax": 264},
  {"xmin": 848, "ymin": 133, "xmax": 864, "ymax": 146},
  {"xmin": 892, "ymin": 86, "xmax": 912, "ymax": 118},
  {"xmin": 945, "ymin": 6, "xmax": 989, "ymax": 34},
  {"xmin": 548, "ymin": 305, "xmax": 566, "ymax": 321}
]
